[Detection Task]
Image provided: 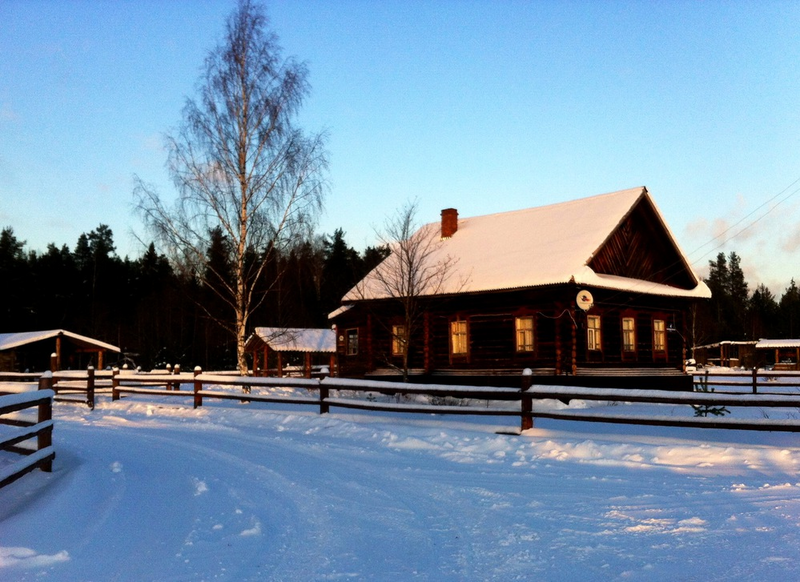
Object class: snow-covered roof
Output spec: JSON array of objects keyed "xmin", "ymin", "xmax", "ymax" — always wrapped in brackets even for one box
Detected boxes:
[
  {"xmin": 0, "ymin": 329, "xmax": 120, "ymax": 352},
  {"xmin": 755, "ymin": 339, "xmax": 800, "ymax": 349},
  {"xmin": 344, "ymin": 187, "xmax": 710, "ymax": 302},
  {"xmin": 247, "ymin": 327, "xmax": 336, "ymax": 353},
  {"xmin": 327, "ymin": 305, "xmax": 353, "ymax": 320}
]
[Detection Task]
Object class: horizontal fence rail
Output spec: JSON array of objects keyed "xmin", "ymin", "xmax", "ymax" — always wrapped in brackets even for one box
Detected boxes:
[
  {"xmin": 5, "ymin": 367, "xmax": 800, "ymax": 435},
  {"xmin": 102, "ymin": 367, "xmax": 800, "ymax": 433},
  {"xmin": 0, "ymin": 378, "xmax": 55, "ymax": 489},
  {"xmin": 693, "ymin": 369, "xmax": 800, "ymax": 394}
]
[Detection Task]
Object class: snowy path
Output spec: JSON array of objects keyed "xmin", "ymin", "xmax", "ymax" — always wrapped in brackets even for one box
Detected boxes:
[{"xmin": 2, "ymin": 400, "xmax": 800, "ymax": 580}]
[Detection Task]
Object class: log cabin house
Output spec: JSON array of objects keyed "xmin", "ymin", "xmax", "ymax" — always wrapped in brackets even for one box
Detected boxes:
[{"xmin": 329, "ymin": 187, "xmax": 711, "ymax": 389}]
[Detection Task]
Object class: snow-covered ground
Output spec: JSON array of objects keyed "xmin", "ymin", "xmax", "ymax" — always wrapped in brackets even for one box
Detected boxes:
[{"xmin": 2, "ymin": 383, "xmax": 800, "ymax": 581}]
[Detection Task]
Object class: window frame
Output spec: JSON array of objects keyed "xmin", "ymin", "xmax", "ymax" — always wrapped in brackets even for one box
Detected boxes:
[
  {"xmin": 391, "ymin": 324, "xmax": 407, "ymax": 356},
  {"xmin": 345, "ymin": 328, "xmax": 359, "ymax": 356},
  {"xmin": 450, "ymin": 318, "xmax": 469, "ymax": 357},
  {"xmin": 653, "ymin": 318, "xmax": 666, "ymax": 352},
  {"xmin": 621, "ymin": 317, "xmax": 636, "ymax": 353},
  {"xmin": 587, "ymin": 315, "xmax": 602, "ymax": 351},
  {"xmin": 515, "ymin": 316, "xmax": 535, "ymax": 353}
]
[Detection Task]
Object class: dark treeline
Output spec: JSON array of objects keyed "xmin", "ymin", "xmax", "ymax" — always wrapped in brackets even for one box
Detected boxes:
[
  {"xmin": 3, "ymin": 226, "xmax": 799, "ymax": 368},
  {"xmin": 694, "ymin": 251, "xmax": 800, "ymax": 346},
  {"xmin": 0, "ymin": 225, "xmax": 386, "ymax": 370}
]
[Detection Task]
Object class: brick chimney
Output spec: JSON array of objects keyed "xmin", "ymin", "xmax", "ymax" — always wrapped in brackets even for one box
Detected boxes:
[{"xmin": 441, "ymin": 208, "xmax": 458, "ymax": 238}]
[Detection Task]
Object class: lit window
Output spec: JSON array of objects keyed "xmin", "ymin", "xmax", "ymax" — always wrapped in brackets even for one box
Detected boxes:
[
  {"xmin": 653, "ymin": 319, "xmax": 666, "ymax": 351},
  {"xmin": 392, "ymin": 324, "xmax": 407, "ymax": 356},
  {"xmin": 451, "ymin": 319, "xmax": 468, "ymax": 355},
  {"xmin": 587, "ymin": 315, "xmax": 602, "ymax": 351},
  {"xmin": 346, "ymin": 329, "xmax": 358, "ymax": 356},
  {"xmin": 515, "ymin": 316, "xmax": 534, "ymax": 352},
  {"xmin": 622, "ymin": 317, "xmax": 636, "ymax": 352}
]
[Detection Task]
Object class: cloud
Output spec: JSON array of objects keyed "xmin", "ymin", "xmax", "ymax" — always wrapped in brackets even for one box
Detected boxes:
[
  {"xmin": 0, "ymin": 546, "xmax": 70, "ymax": 569},
  {"xmin": 781, "ymin": 223, "xmax": 800, "ymax": 253}
]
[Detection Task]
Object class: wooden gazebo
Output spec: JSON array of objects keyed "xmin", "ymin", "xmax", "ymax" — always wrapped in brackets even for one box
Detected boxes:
[
  {"xmin": 245, "ymin": 327, "xmax": 337, "ymax": 378},
  {"xmin": 0, "ymin": 329, "xmax": 121, "ymax": 372}
]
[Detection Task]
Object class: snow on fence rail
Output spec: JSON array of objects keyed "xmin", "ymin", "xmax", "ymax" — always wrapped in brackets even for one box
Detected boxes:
[
  {"xmin": 6, "ymin": 367, "xmax": 800, "ymax": 434},
  {"xmin": 0, "ymin": 375, "xmax": 54, "ymax": 489},
  {"xmin": 692, "ymin": 368, "xmax": 800, "ymax": 394},
  {"xmin": 106, "ymin": 367, "xmax": 800, "ymax": 433}
]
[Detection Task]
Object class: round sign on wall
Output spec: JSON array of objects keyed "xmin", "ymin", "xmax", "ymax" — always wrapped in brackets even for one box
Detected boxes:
[{"xmin": 576, "ymin": 290, "xmax": 594, "ymax": 311}]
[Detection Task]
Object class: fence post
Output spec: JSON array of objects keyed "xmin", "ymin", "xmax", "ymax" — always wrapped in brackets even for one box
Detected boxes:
[
  {"xmin": 38, "ymin": 370, "xmax": 53, "ymax": 392},
  {"xmin": 112, "ymin": 367, "xmax": 120, "ymax": 401},
  {"xmin": 173, "ymin": 364, "xmax": 181, "ymax": 391},
  {"xmin": 751, "ymin": 367, "xmax": 758, "ymax": 394},
  {"xmin": 520, "ymin": 368, "xmax": 533, "ymax": 432},
  {"xmin": 87, "ymin": 366, "xmax": 95, "ymax": 410},
  {"xmin": 193, "ymin": 367, "xmax": 203, "ymax": 409},
  {"xmin": 50, "ymin": 352, "xmax": 58, "ymax": 372},
  {"xmin": 37, "ymin": 388, "xmax": 53, "ymax": 472},
  {"xmin": 319, "ymin": 369, "xmax": 330, "ymax": 415}
]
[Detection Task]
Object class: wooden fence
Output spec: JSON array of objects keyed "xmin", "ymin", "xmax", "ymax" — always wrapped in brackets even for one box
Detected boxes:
[
  {"xmin": 692, "ymin": 369, "xmax": 800, "ymax": 394},
  {"xmin": 5, "ymin": 367, "xmax": 800, "ymax": 434},
  {"xmin": 0, "ymin": 375, "xmax": 55, "ymax": 489},
  {"xmin": 108, "ymin": 367, "xmax": 800, "ymax": 433}
]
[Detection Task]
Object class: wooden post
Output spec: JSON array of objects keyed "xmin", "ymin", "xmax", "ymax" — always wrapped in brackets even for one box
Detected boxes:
[
  {"xmin": 55, "ymin": 336, "xmax": 62, "ymax": 370},
  {"xmin": 571, "ymin": 307, "xmax": 578, "ymax": 375},
  {"xmin": 520, "ymin": 368, "xmax": 533, "ymax": 432},
  {"xmin": 305, "ymin": 352, "xmax": 312, "ymax": 379},
  {"xmin": 423, "ymin": 311, "xmax": 431, "ymax": 374},
  {"xmin": 752, "ymin": 367, "xmax": 758, "ymax": 394},
  {"xmin": 112, "ymin": 367, "xmax": 120, "ymax": 401},
  {"xmin": 277, "ymin": 352, "xmax": 283, "ymax": 378},
  {"xmin": 38, "ymin": 371, "xmax": 53, "ymax": 392},
  {"xmin": 193, "ymin": 367, "xmax": 203, "ymax": 408},
  {"xmin": 319, "ymin": 381, "xmax": 329, "ymax": 415},
  {"xmin": 367, "ymin": 314, "xmax": 374, "ymax": 372},
  {"xmin": 37, "ymin": 389, "xmax": 53, "ymax": 473},
  {"xmin": 86, "ymin": 366, "xmax": 95, "ymax": 410},
  {"xmin": 554, "ymin": 309, "xmax": 562, "ymax": 376},
  {"xmin": 50, "ymin": 352, "xmax": 58, "ymax": 373},
  {"xmin": 173, "ymin": 364, "xmax": 181, "ymax": 391}
]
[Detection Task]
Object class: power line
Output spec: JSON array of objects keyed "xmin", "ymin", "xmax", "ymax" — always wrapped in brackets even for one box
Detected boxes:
[{"xmin": 685, "ymin": 176, "xmax": 800, "ymax": 268}]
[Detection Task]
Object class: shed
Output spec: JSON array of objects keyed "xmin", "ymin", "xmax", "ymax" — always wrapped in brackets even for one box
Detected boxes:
[
  {"xmin": 245, "ymin": 327, "xmax": 337, "ymax": 378},
  {"xmin": 0, "ymin": 329, "xmax": 121, "ymax": 372},
  {"xmin": 755, "ymin": 339, "xmax": 800, "ymax": 371}
]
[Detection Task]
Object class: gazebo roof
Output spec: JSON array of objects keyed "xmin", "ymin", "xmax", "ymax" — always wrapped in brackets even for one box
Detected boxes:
[
  {"xmin": 0, "ymin": 329, "xmax": 120, "ymax": 353},
  {"xmin": 755, "ymin": 339, "xmax": 800, "ymax": 349},
  {"xmin": 245, "ymin": 327, "xmax": 336, "ymax": 353}
]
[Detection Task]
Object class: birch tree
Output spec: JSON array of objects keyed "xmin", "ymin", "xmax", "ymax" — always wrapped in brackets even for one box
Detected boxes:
[{"xmin": 135, "ymin": 0, "xmax": 327, "ymax": 373}]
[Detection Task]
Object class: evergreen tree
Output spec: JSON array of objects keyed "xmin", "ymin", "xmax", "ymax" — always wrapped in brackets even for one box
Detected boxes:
[
  {"xmin": 779, "ymin": 279, "xmax": 800, "ymax": 338},
  {"xmin": 726, "ymin": 252, "xmax": 749, "ymax": 338},
  {"xmin": 320, "ymin": 229, "xmax": 362, "ymax": 317},
  {"xmin": 748, "ymin": 284, "xmax": 778, "ymax": 340},
  {"xmin": 0, "ymin": 227, "xmax": 28, "ymax": 330}
]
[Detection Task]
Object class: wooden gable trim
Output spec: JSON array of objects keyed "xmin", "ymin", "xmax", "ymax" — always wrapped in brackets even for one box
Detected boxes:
[{"xmin": 588, "ymin": 193, "xmax": 697, "ymax": 289}]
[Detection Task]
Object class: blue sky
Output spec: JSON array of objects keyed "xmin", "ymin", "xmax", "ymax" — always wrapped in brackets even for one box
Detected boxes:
[{"xmin": 1, "ymin": 0, "xmax": 799, "ymax": 294}]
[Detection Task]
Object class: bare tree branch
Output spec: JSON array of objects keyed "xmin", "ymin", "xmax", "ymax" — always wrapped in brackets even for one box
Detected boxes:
[
  {"xmin": 352, "ymin": 200, "xmax": 466, "ymax": 380},
  {"xmin": 135, "ymin": 0, "xmax": 328, "ymax": 373}
]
